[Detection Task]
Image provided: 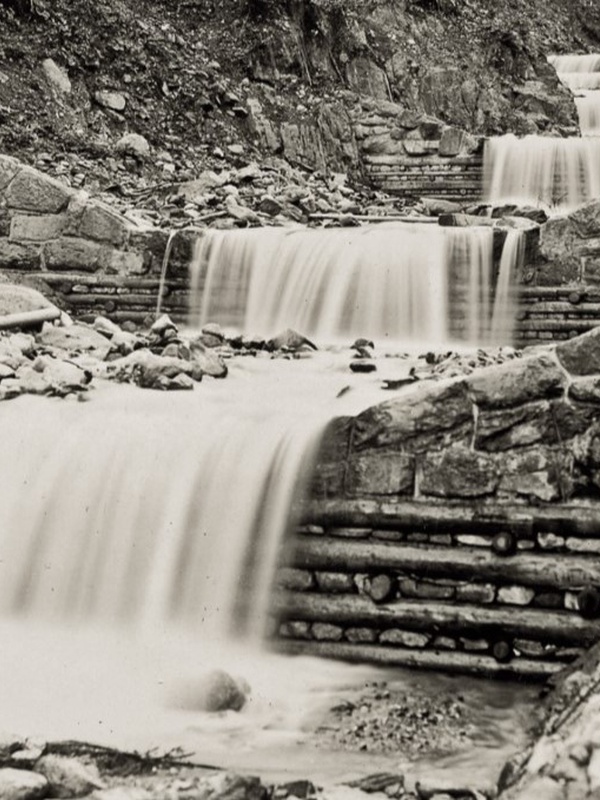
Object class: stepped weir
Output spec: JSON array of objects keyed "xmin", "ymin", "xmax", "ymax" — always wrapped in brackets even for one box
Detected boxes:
[{"xmin": 3, "ymin": 56, "xmax": 600, "ymax": 765}]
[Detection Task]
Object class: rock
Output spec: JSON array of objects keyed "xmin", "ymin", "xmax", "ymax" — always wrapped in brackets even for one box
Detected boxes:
[
  {"xmin": 259, "ymin": 195, "xmax": 285, "ymax": 216},
  {"xmin": 350, "ymin": 360, "xmax": 377, "ymax": 373},
  {"xmin": 467, "ymin": 353, "xmax": 566, "ymax": 408},
  {"xmin": 15, "ymin": 366, "xmax": 52, "ymax": 395},
  {"xmin": 37, "ymin": 323, "xmax": 111, "ymax": 360},
  {"xmin": 92, "ymin": 316, "xmax": 122, "ymax": 338},
  {"xmin": 0, "ymin": 284, "xmax": 58, "ymax": 317},
  {"xmin": 0, "ymin": 734, "xmax": 28, "ymax": 761},
  {"xmin": 224, "ymin": 195, "xmax": 259, "ymax": 223},
  {"xmin": 95, "ymin": 91, "xmax": 126, "ymax": 112},
  {"xmin": 150, "ymin": 314, "xmax": 177, "ymax": 337},
  {"xmin": 557, "ymin": 327, "xmax": 600, "ymax": 376},
  {"xmin": 182, "ymin": 670, "xmax": 248, "ymax": 712},
  {"xmin": 108, "ymin": 350, "xmax": 195, "ymax": 390},
  {"xmin": 115, "ymin": 133, "xmax": 150, "ymax": 158},
  {"xmin": 109, "ymin": 330, "xmax": 141, "ymax": 356},
  {"xmin": 497, "ymin": 585, "xmax": 535, "ymax": 606},
  {"xmin": 421, "ymin": 445, "xmax": 499, "ymax": 497},
  {"xmin": 418, "ymin": 197, "xmax": 463, "ymax": 216},
  {"xmin": 42, "ymin": 58, "xmax": 71, "ymax": 94},
  {"xmin": 277, "ymin": 779, "xmax": 316, "ymax": 799},
  {"xmin": 353, "ymin": 380, "xmax": 472, "ymax": 451},
  {"xmin": 35, "ymin": 755, "xmax": 104, "ymax": 798},
  {"xmin": 266, "ymin": 329, "xmax": 317, "ymax": 352},
  {"xmin": 189, "ymin": 341, "xmax": 228, "ymax": 378},
  {"xmin": 31, "ymin": 355, "xmax": 92, "ymax": 396},
  {"xmin": 197, "ymin": 773, "xmax": 264, "ymax": 800},
  {"xmin": 0, "ymin": 768, "xmax": 48, "ymax": 800}
]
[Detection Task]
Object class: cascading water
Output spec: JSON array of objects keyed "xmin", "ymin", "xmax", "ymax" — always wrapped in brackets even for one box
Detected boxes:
[
  {"xmin": 190, "ymin": 223, "xmax": 518, "ymax": 347},
  {"xmin": 550, "ymin": 54, "xmax": 600, "ymax": 136},
  {"xmin": 485, "ymin": 53, "xmax": 600, "ymax": 210},
  {"xmin": 484, "ymin": 133, "xmax": 600, "ymax": 210}
]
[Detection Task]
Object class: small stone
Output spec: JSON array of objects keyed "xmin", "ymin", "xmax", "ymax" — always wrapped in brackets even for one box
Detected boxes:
[
  {"xmin": 279, "ymin": 621, "xmax": 311, "ymax": 639},
  {"xmin": 315, "ymin": 572, "xmax": 355, "ymax": 593},
  {"xmin": 350, "ymin": 360, "xmax": 377, "ymax": 373},
  {"xmin": 180, "ymin": 670, "xmax": 248, "ymax": 712},
  {"xmin": 95, "ymin": 90, "xmax": 126, "ymax": 111},
  {"xmin": 380, "ymin": 629, "xmax": 429, "ymax": 648},
  {"xmin": 150, "ymin": 314, "xmax": 177, "ymax": 337},
  {"xmin": 0, "ymin": 767, "xmax": 48, "ymax": 800},
  {"xmin": 311, "ymin": 623, "xmax": 343, "ymax": 641},
  {"xmin": 115, "ymin": 133, "xmax": 150, "ymax": 158},
  {"xmin": 432, "ymin": 636, "xmax": 457, "ymax": 650},
  {"xmin": 537, "ymin": 532, "xmax": 566, "ymax": 550},
  {"xmin": 345, "ymin": 627, "xmax": 378, "ymax": 643},
  {"xmin": 42, "ymin": 58, "xmax": 71, "ymax": 94},
  {"xmin": 227, "ymin": 144, "xmax": 245, "ymax": 155},
  {"xmin": 455, "ymin": 583, "xmax": 496, "ymax": 603},
  {"xmin": 37, "ymin": 323, "xmax": 111, "ymax": 360},
  {"xmin": 35, "ymin": 755, "xmax": 104, "ymax": 798},
  {"xmin": 266, "ymin": 329, "xmax": 317, "ymax": 352},
  {"xmin": 497, "ymin": 585, "xmax": 535, "ymax": 606},
  {"xmin": 277, "ymin": 568, "xmax": 314, "ymax": 591}
]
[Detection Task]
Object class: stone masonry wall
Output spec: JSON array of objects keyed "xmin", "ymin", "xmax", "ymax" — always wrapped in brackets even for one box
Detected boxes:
[
  {"xmin": 275, "ymin": 332, "xmax": 600, "ymax": 680},
  {"xmin": 353, "ymin": 99, "xmax": 484, "ymax": 201},
  {"xmin": 0, "ymin": 154, "xmax": 195, "ymax": 327}
]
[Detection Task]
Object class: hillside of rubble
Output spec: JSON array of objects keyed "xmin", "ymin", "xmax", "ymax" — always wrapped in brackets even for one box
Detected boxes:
[{"xmin": 0, "ymin": 0, "xmax": 599, "ymax": 219}]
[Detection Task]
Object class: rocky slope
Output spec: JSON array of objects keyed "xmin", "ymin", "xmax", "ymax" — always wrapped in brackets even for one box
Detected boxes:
[{"xmin": 0, "ymin": 0, "xmax": 599, "ymax": 216}]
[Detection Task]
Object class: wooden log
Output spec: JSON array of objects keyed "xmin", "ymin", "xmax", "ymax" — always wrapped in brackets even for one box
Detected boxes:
[
  {"xmin": 291, "ymin": 536, "xmax": 600, "ymax": 591},
  {"xmin": 308, "ymin": 213, "xmax": 438, "ymax": 224},
  {"xmin": 0, "ymin": 306, "xmax": 61, "ymax": 329},
  {"xmin": 276, "ymin": 591, "xmax": 600, "ymax": 646},
  {"xmin": 272, "ymin": 640, "xmax": 563, "ymax": 681},
  {"xmin": 299, "ymin": 499, "xmax": 600, "ymax": 537}
]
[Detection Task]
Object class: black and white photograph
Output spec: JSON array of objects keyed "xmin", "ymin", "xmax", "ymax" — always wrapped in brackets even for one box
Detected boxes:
[{"xmin": 0, "ymin": 0, "xmax": 599, "ymax": 798}]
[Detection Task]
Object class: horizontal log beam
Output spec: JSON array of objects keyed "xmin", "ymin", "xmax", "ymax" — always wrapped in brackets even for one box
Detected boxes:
[
  {"xmin": 273, "ymin": 640, "xmax": 564, "ymax": 681},
  {"xmin": 299, "ymin": 500, "xmax": 600, "ymax": 537},
  {"xmin": 0, "ymin": 307, "xmax": 60, "ymax": 329},
  {"xmin": 291, "ymin": 537, "xmax": 600, "ymax": 591},
  {"xmin": 276, "ymin": 592, "xmax": 600, "ymax": 646}
]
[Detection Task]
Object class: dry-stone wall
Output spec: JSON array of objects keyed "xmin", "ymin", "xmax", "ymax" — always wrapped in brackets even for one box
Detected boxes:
[
  {"xmin": 353, "ymin": 99, "xmax": 484, "ymax": 201},
  {"xmin": 276, "ymin": 332, "xmax": 600, "ymax": 680},
  {"xmin": 0, "ymin": 154, "xmax": 193, "ymax": 326}
]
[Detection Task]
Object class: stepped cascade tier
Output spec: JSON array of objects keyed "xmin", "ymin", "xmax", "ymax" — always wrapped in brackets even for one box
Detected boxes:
[
  {"xmin": 190, "ymin": 223, "xmax": 523, "ymax": 347},
  {"xmin": 484, "ymin": 134, "xmax": 600, "ymax": 210},
  {"xmin": 551, "ymin": 54, "xmax": 600, "ymax": 136},
  {"xmin": 485, "ymin": 54, "xmax": 600, "ymax": 211}
]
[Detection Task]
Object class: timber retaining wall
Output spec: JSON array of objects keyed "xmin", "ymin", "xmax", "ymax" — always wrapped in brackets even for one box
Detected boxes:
[{"xmin": 274, "ymin": 341, "xmax": 600, "ymax": 680}]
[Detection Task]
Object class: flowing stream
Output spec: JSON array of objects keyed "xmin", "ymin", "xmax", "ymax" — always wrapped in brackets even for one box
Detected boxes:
[
  {"xmin": 0, "ymin": 352, "xmax": 536, "ymax": 790},
  {"xmin": 190, "ymin": 223, "xmax": 518, "ymax": 346},
  {"xmin": 484, "ymin": 53, "xmax": 600, "ymax": 210},
  {"xmin": 0, "ymin": 209, "xmax": 537, "ymax": 787}
]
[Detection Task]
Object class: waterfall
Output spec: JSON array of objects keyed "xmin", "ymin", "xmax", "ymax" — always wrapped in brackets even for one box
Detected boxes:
[
  {"xmin": 0, "ymin": 380, "xmax": 328, "ymax": 641},
  {"xmin": 485, "ymin": 53, "xmax": 600, "ymax": 208},
  {"xmin": 484, "ymin": 134, "xmax": 600, "ymax": 210},
  {"xmin": 550, "ymin": 53, "xmax": 600, "ymax": 136},
  {"xmin": 489, "ymin": 229, "xmax": 525, "ymax": 345},
  {"xmin": 189, "ymin": 223, "xmax": 518, "ymax": 347}
]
